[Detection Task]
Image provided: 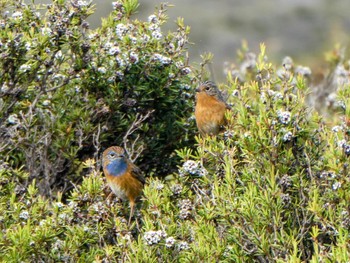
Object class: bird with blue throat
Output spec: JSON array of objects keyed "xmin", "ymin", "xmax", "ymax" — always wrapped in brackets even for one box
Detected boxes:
[
  {"xmin": 195, "ymin": 80, "xmax": 231, "ymax": 136},
  {"xmin": 102, "ymin": 146, "xmax": 145, "ymax": 226}
]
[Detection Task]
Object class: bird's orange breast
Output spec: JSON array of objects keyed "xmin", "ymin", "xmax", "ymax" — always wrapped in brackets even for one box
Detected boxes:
[
  {"xmin": 195, "ymin": 92, "xmax": 228, "ymax": 135},
  {"xmin": 105, "ymin": 168, "xmax": 143, "ymax": 203}
]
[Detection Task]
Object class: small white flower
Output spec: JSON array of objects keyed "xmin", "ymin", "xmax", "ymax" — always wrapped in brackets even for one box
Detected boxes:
[
  {"xmin": 181, "ymin": 67, "xmax": 191, "ymax": 75},
  {"xmin": 141, "ymin": 34, "xmax": 150, "ymax": 43},
  {"xmin": 178, "ymin": 241, "xmax": 190, "ymax": 251},
  {"xmin": 130, "ymin": 36, "xmax": 137, "ymax": 44},
  {"xmin": 232, "ymin": 89, "xmax": 239, "ymax": 97},
  {"xmin": 25, "ymin": 42, "xmax": 31, "ymax": 50},
  {"xmin": 295, "ymin": 66, "xmax": 312, "ymax": 76},
  {"xmin": 332, "ymin": 181, "xmax": 341, "ymax": 190},
  {"xmin": 41, "ymin": 27, "xmax": 52, "ymax": 36},
  {"xmin": 332, "ymin": 125, "xmax": 343, "ymax": 133},
  {"xmin": 77, "ymin": 1, "xmax": 88, "ymax": 7},
  {"xmin": 39, "ymin": 220, "xmax": 47, "ymax": 226},
  {"xmin": 177, "ymin": 38, "xmax": 185, "ymax": 47},
  {"xmin": 151, "ymin": 30, "xmax": 162, "ymax": 39},
  {"xmin": 129, "ymin": 51, "xmax": 139, "ymax": 64},
  {"xmin": 112, "ymin": 1, "xmax": 122, "ymax": 10},
  {"xmin": 98, "ymin": 67, "xmax": 107, "ymax": 74},
  {"xmin": 55, "ymin": 50, "xmax": 64, "ymax": 60},
  {"xmin": 52, "ymin": 239, "xmax": 64, "ymax": 251},
  {"xmin": 88, "ymin": 33, "xmax": 98, "ymax": 39},
  {"xmin": 155, "ymin": 183, "xmax": 164, "ymax": 190},
  {"xmin": 12, "ymin": 11, "xmax": 23, "ymax": 20},
  {"xmin": 104, "ymin": 42, "xmax": 112, "ymax": 50},
  {"xmin": 182, "ymin": 160, "xmax": 199, "ymax": 175},
  {"xmin": 19, "ymin": 64, "xmax": 31, "ymax": 72},
  {"xmin": 116, "ymin": 70, "xmax": 124, "ymax": 78},
  {"xmin": 116, "ymin": 23, "xmax": 128, "ymax": 38},
  {"xmin": 344, "ymin": 144, "xmax": 350, "ymax": 156},
  {"xmin": 55, "ymin": 202, "xmax": 64, "ymax": 209},
  {"xmin": 58, "ymin": 213, "xmax": 69, "ymax": 221},
  {"xmin": 1, "ymin": 83, "xmax": 9, "ymax": 93},
  {"xmin": 149, "ymin": 24, "xmax": 159, "ymax": 31},
  {"xmin": 42, "ymin": 100, "xmax": 50, "ymax": 106},
  {"xmin": 19, "ymin": 211, "xmax": 29, "ymax": 220},
  {"xmin": 170, "ymin": 184, "xmax": 183, "ymax": 195},
  {"xmin": 109, "ymin": 45, "xmax": 122, "ymax": 55},
  {"xmin": 152, "ymin": 53, "xmax": 171, "ymax": 65},
  {"xmin": 165, "ymin": 237, "xmax": 176, "ymax": 248},
  {"xmin": 148, "ymin": 14, "xmax": 158, "ymax": 24},
  {"xmin": 198, "ymin": 167, "xmax": 208, "ymax": 177},
  {"xmin": 267, "ymin": 90, "xmax": 283, "ymax": 101},
  {"xmin": 116, "ymin": 56, "xmax": 125, "ymax": 67},
  {"xmin": 175, "ymin": 61, "xmax": 184, "ymax": 68},
  {"xmin": 143, "ymin": 230, "xmax": 167, "ymax": 245},
  {"xmin": 337, "ymin": 139, "xmax": 346, "ymax": 149},
  {"xmin": 282, "ymin": 131, "xmax": 293, "ymax": 142},
  {"xmin": 277, "ymin": 110, "xmax": 291, "ymax": 125},
  {"xmin": 8, "ymin": 114, "xmax": 19, "ymax": 124}
]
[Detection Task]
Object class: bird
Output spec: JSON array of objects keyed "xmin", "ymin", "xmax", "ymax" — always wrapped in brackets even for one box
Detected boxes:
[
  {"xmin": 102, "ymin": 146, "xmax": 145, "ymax": 225},
  {"xmin": 195, "ymin": 80, "xmax": 231, "ymax": 136}
]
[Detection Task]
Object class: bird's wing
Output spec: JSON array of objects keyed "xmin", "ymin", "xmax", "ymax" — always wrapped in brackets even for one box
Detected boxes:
[{"xmin": 131, "ymin": 163, "xmax": 146, "ymax": 185}]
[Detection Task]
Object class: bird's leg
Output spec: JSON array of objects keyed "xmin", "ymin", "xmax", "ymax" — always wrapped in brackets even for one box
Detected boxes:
[{"xmin": 128, "ymin": 202, "xmax": 135, "ymax": 226}]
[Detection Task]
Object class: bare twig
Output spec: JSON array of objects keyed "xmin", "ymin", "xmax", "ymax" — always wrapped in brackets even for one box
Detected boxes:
[
  {"xmin": 93, "ymin": 123, "xmax": 101, "ymax": 168},
  {"xmin": 123, "ymin": 110, "xmax": 154, "ymax": 162}
]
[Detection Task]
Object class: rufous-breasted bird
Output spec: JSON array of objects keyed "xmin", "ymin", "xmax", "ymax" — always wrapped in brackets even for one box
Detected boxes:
[
  {"xmin": 195, "ymin": 80, "xmax": 231, "ymax": 136},
  {"xmin": 102, "ymin": 146, "xmax": 145, "ymax": 225}
]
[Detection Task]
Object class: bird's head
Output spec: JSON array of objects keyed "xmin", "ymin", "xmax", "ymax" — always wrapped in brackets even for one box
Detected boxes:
[
  {"xmin": 196, "ymin": 81, "xmax": 220, "ymax": 97},
  {"xmin": 102, "ymin": 146, "xmax": 128, "ymax": 176}
]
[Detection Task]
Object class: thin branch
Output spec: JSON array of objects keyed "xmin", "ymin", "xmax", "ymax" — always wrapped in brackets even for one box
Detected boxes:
[{"xmin": 123, "ymin": 110, "xmax": 154, "ymax": 162}]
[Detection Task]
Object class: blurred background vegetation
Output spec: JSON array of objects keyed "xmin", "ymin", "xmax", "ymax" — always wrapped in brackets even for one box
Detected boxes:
[{"xmin": 89, "ymin": 0, "xmax": 350, "ymax": 81}]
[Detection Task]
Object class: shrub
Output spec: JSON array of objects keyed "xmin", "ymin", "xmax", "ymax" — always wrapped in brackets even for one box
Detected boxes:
[
  {"xmin": 1, "ymin": 1, "xmax": 350, "ymax": 262},
  {"xmin": 0, "ymin": 0, "xmax": 197, "ymax": 197}
]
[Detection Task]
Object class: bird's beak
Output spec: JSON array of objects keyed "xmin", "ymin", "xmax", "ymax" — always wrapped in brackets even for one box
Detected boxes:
[{"xmin": 195, "ymin": 87, "xmax": 200, "ymax": 92}]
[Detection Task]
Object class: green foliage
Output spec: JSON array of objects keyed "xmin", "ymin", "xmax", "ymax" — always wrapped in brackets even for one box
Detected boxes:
[
  {"xmin": 0, "ymin": 0, "xmax": 197, "ymax": 196},
  {"xmin": 1, "ymin": 0, "xmax": 350, "ymax": 262}
]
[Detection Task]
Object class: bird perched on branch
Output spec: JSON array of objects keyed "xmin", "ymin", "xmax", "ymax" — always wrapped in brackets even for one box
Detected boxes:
[
  {"xmin": 195, "ymin": 81, "xmax": 231, "ymax": 136},
  {"xmin": 102, "ymin": 146, "xmax": 145, "ymax": 225}
]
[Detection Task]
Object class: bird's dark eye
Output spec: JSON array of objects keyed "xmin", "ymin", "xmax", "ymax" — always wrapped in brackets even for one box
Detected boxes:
[{"xmin": 205, "ymin": 86, "xmax": 210, "ymax": 91}]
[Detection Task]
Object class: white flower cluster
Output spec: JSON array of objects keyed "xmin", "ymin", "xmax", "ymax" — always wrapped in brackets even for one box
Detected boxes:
[
  {"xmin": 7, "ymin": 114, "xmax": 19, "ymax": 125},
  {"xmin": 277, "ymin": 110, "xmax": 291, "ymax": 125},
  {"xmin": 282, "ymin": 131, "xmax": 293, "ymax": 143},
  {"xmin": 332, "ymin": 181, "xmax": 341, "ymax": 190},
  {"xmin": 107, "ymin": 45, "xmax": 120, "ymax": 56},
  {"xmin": 178, "ymin": 199, "xmax": 192, "ymax": 220},
  {"xmin": 19, "ymin": 64, "xmax": 31, "ymax": 72},
  {"xmin": 155, "ymin": 183, "xmax": 164, "ymax": 190},
  {"xmin": 260, "ymin": 89, "xmax": 283, "ymax": 104},
  {"xmin": 331, "ymin": 125, "xmax": 343, "ymax": 133},
  {"xmin": 165, "ymin": 236, "xmax": 176, "ymax": 248},
  {"xmin": 112, "ymin": 1, "xmax": 123, "ymax": 10},
  {"xmin": 12, "ymin": 11, "xmax": 23, "ymax": 20},
  {"xmin": 337, "ymin": 140, "xmax": 350, "ymax": 155},
  {"xmin": 170, "ymin": 184, "xmax": 183, "ymax": 195},
  {"xmin": 152, "ymin": 53, "xmax": 171, "ymax": 65},
  {"xmin": 177, "ymin": 241, "xmax": 190, "ymax": 251},
  {"xmin": 19, "ymin": 210, "xmax": 29, "ymax": 220},
  {"xmin": 179, "ymin": 160, "xmax": 208, "ymax": 177},
  {"xmin": 116, "ymin": 23, "xmax": 128, "ymax": 38},
  {"xmin": 148, "ymin": 14, "xmax": 158, "ymax": 24},
  {"xmin": 143, "ymin": 230, "xmax": 167, "ymax": 245}
]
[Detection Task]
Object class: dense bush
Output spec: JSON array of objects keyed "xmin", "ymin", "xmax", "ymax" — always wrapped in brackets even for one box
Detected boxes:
[
  {"xmin": 0, "ymin": 0, "xmax": 197, "ymax": 197},
  {"xmin": 1, "ymin": 1, "xmax": 350, "ymax": 262}
]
